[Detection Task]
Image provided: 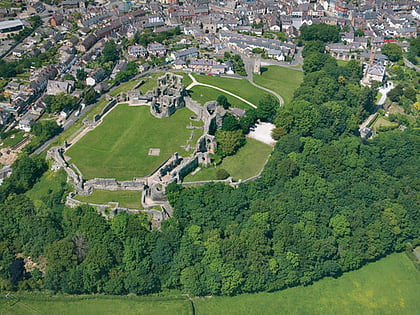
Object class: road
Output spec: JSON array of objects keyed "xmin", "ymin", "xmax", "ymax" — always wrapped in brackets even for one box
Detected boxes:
[{"xmin": 403, "ymin": 57, "xmax": 420, "ymax": 72}]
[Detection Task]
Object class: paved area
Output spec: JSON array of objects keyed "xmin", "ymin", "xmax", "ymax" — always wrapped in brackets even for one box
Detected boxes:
[{"xmin": 248, "ymin": 122, "xmax": 276, "ymax": 145}]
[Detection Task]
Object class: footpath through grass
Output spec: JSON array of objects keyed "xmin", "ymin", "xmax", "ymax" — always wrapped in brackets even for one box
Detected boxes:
[
  {"xmin": 189, "ymin": 86, "xmax": 252, "ymax": 109},
  {"xmin": 253, "ymin": 66, "xmax": 303, "ymax": 105},
  {"xmin": 194, "ymin": 253, "xmax": 420, "ymax": 315},
  {"xmin": 74, "ymin": 190, "xmax": 143, "ymax": 209},
  {"xmin": 183, "ymin": 138, "xmax": 272, "ymax": 182},
  {"xmin": 66, "ymin": 105, "xmax": 202, "ymax": 180},
  {"xmin": 192, "ymin": 74, "xmax": 269, "ymax": 105}
]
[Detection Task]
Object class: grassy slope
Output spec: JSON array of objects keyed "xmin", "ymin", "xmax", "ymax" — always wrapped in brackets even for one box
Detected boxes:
[
  {"xmin": 109, "ymin": 79, "xmax": 142, "ymax": 97},
  {"xmin": 66, "ymin": 105, "xmax": 202, "ymax": 180},
  {"xmin": 195, "ymin": 253, "xmax": 420, "ymax": 315},
  {"xmin": 188, "ymin": 86, "xmax": 252, "ymax": 110},
  {"xmin": 192, "ymin": 74, "xmax": 269, "ymax": 105},
  {"xmin": 1, "ymin": 296, "xmax": 191, "ymax": 315},
  {"xmin": 253, "ymin": 66, "xmax": 303, "ymax": 105},
  {"xmin": 73, "ymin": 190, "xmax": 143, "ymax": 209},
  {"xmin": 183, "ymin": 138, "xmax": 272, "ymax": 182},
  {"xmin": 25, "ymin": 169, "xmax": 69, "ymax": 210}
]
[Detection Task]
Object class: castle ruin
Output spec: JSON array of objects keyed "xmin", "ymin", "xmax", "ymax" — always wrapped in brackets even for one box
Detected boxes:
[{"xmin": 146, "ymin": 73, "xmax": 187, "ymax": 118}]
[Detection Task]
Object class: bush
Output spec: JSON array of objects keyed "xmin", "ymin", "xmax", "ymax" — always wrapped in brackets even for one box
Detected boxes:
[{"xmin": 216, "ymin": 169, "xmax": 230, "ymax": 180}]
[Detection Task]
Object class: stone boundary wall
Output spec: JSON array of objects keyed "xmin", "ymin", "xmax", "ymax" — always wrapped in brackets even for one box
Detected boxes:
[
  {"xmin": 94, "ymin": 99, "xmax": 117, "ymax": 122},
  {"xmin": 48, "ymin": 73, "xmax": 269, "ymax": 223},
  {"xmin": 66, "ymin": 195, "xmax": 166, "ymax": 221}
]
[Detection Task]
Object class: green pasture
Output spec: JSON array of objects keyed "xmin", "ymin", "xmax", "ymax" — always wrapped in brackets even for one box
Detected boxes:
[
  {"xmin": 0, "ymin": 295, "xmax": 191, "ymax": 315},
  {"xmin": 194, "ymin": 253, "xmax": 420, "ymax": 315}
]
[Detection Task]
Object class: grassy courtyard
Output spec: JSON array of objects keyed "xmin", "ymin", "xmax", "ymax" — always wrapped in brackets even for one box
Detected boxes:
[
  {"xmin": 183, "ymin": 138, "xmax": 272, "ymax": 182},
  {"xmin": 188, "ymin": 86, "xmax": 252, "ymax": 109},
  {"xmin": 253, "ymin": 66, "xmax": 303, "ymax": 105},
  {"xmin": 194, "ymin": 253, "xmax": 420, "ymax": 315},
  {"xmin": 192, "ymin": 74, "xmax": 270, "ymax": 105},
  {"xmin": 66, "ymin": 104, "xmax": 202, "ymax": 180},
  {"xmin": 73, "ymin": 190, "xmax": 143, "ymax": 209}
]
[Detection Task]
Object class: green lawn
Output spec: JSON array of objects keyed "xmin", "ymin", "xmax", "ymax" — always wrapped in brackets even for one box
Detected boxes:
[
  {"xmin": 0, "ymin": 296, "xmax": 191, "ymax": 315},
  {"xmin": 253, "ymin": 66, "xmax": 303, "ymax": 105},
  {"xmin": 183, "ymin": 138, "xmax": 272, "ymax": 182},
  {"xmin": 0, "ymin": 130, "xmax": 27, "ymax": 149},
  {"xmin": 109, "ymin": 79, "xmax": 142, "ymax": 97},
  {"xmin": 74, "ymin": 190, "xmax": 143, "ymax": 209},
  {"xmin": 174, "ymin": 72, "xmax": 193, "ymax": 87},
  {"xmin": 194, "ymin": 253, "xmax": 420, "ymax": 315},
  {"xmin": 192, "ymin": 74, "xmax": 269, "ymax": 105},
  {"xmin": 188, "ymin": 86, "xmax": 252, "ymax": 110},
  {"xmin": 66, "ymin": 104, "xmax": 202, "ymax": 180}
]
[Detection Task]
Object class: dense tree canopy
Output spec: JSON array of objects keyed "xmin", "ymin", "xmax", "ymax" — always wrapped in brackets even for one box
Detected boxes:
[
  {"xmin": 381, "ymin": 43, "xmax": 403, "ymax": 62},
  {"xmin": 300, "ymin": 24, "xmax": 340, "ymax": 43}
]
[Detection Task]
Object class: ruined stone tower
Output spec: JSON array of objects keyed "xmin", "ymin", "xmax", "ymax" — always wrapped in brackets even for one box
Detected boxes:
[{"xmin": 253, "ymin": 54, "xmax": 261, "ymax": 75}]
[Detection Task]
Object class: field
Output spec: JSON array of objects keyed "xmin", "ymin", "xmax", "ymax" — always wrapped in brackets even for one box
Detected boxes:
[
  {"xmin": 1, "ymin": 253, "xmax": 418, "ymax": 314},
  {"xmin": 183, "ymin": 138, "xmax": 272, "ymax": 182},
  {"xmin": 0, "ymin": 295, "xmax": 191, "ymax": 315},
  {"xmin": 66, "ymin": 104, "xmax": 202, "ymax": 180},
  {"xmin": 194, "ymin": 253, "xmax": 420, "ymax": 315},
  {"xmin": 253, "ymin": 66, "xmax": 303, "ymax": 105},
  {"xmin": 73, "ymin": 190, "xmax": 143, "ymax": 209},
  {"xmin": 188, "ymin": 86, "xmax": 252, "ymax": 109},
  {"xmin": 192, "ymin": 74, "xmax": 270, "ymax": 105}
]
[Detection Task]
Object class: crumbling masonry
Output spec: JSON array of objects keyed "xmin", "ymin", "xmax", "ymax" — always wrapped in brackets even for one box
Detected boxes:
[{"xmin": 47, "ymin": 73, "xmax": 225, "ymax": 223}]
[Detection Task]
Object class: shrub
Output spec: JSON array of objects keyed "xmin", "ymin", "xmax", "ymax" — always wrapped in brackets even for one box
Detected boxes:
[{"xmin": 216, "ymin": 169, "xmax": 230, "ymax": 180}]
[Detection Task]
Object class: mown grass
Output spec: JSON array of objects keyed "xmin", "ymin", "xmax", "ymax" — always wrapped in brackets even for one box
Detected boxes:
[
  {"xmin": 66, "ymin": 105, "xmax": 202, "ymax": 180},
  {"xmin": 73, "ymin": 190, "xmax": 143, "ymax": 209},
  {"xmin": 183, "ymin": 138, "xmax": 272, "ymax": 182},
  {"xmin": 0, "ymin": 295, "xmax": 191, "ymax": 315},
  {"xmin": 253, "ymin": 66, "xmax": 303, "ymax": 105},
  {"xmin": 109, "ymin": 79, "xmax": 142, "ymax": 97},
  {"xmin": 192, "ymin": 74, "xmax": 269, "ymax": 105},
  {"xmin": 188, "ymin": 86, "xmax": 252, "ymax": 110},
  {"xmin": 194, "ymin": 253, "xmax": 420, "ymax": 315}
]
